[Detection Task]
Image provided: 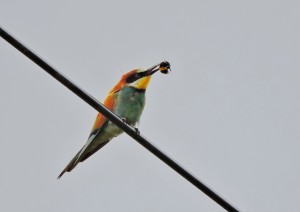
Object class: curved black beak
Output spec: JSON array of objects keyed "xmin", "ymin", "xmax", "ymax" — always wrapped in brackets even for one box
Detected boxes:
[{"xmin": 145, "ymin": 63, "xmax": 160, "ymax": 76}]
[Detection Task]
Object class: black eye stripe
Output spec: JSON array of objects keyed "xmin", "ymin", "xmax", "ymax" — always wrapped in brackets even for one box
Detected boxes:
[
  {"xmin": 126, "ymin": 72, "xmax": 146, "ymax": 83},
  {"xmin": 126, "ymin": 73, "xmax": 138, "ymax": 83},
  {"xmin": 126, "ymin": 75, "xmax": 136, "ymax": 83}
]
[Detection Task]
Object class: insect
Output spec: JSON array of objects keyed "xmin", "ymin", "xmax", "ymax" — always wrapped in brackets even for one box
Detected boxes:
[{"xmin": 159, "ymin": 61, "xmax": 171, "ymax": 74}]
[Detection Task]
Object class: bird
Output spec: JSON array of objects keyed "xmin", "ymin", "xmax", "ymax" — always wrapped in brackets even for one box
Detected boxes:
[{"xmin": 58, "ymin": 61, "xmax": 170, "ymax": 178}]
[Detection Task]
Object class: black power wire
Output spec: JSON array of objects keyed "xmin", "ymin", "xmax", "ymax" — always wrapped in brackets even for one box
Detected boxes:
[{"xmin": 0, "ymin": 26, "xmax": 239, "ymax": 212}]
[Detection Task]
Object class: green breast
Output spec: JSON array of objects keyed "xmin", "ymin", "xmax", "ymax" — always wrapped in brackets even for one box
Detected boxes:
[{"xmin": 114, "ymin": 86, "xmax": 146, "ymax": 126}]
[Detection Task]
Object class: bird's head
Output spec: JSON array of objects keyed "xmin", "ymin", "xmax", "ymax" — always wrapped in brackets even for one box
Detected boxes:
[{"xmin": 110, "ymin": 61, "xmax": 171, "ymax": 93}]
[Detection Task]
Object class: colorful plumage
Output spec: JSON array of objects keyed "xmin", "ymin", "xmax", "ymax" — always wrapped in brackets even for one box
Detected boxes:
[{"xmin": 58, "ymin": 61, "xmax": 170, "ymax": 178}]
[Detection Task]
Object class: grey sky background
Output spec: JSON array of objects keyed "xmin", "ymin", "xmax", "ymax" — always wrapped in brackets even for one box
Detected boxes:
[{"xmin": 1, "ymin": 1, "xmax": 299, "ymax": 211}]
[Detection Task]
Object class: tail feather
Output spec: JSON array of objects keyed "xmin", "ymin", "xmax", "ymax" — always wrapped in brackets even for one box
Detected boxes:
[
  {"xmin": 80, "ymin": 140, "xmax": 109, "ymax": 162},
  {"xmin": 57, "ymin": 148, "xmax": 83, "ymax": 179},
  {"xmin": 57, "ymin": 140, "xmax": 110, "ymax": 179}
]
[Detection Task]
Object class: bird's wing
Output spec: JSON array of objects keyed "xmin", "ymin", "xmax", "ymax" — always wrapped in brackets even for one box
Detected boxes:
[{"xmin": 58, "ymin": 92, "xmax": 117, "ymax": 178}]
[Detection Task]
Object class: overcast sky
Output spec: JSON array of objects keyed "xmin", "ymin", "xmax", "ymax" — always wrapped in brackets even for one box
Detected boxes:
[{"xmin": 1, "ymin": 1, "xmax": 299, "ymax": 211}]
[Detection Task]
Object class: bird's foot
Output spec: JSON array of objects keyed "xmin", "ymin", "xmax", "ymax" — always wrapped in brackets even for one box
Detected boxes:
[
  {"xmin": 120, "ymin": 118, "xmax": 140, "ymax": 134},
  {"xmin": 121, "ymin": 118, "xmax": 127, "ymax": 123},
  {"xmin": 134, "ymin": 127, "xmax": 140, "ymax": 135}
]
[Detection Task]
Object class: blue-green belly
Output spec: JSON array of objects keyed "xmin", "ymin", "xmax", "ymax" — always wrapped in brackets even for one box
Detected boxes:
[{"xmin": 114, "ymin": 86, "xmax": 146, "ymax": 126}]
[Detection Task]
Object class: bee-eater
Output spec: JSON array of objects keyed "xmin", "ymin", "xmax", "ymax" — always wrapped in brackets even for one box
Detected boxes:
[{"xmin": 58, "ymin": 61, "xmax": 170, "ymax": 178}]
